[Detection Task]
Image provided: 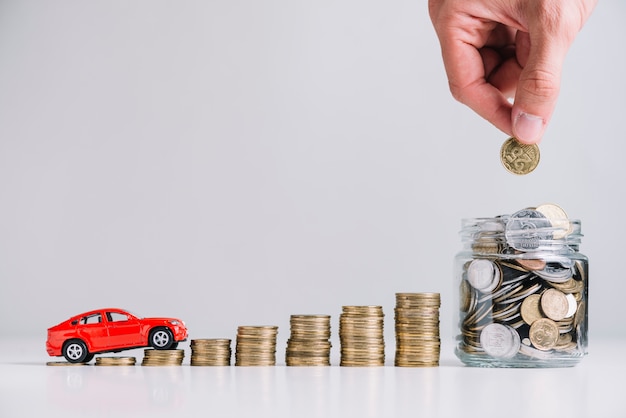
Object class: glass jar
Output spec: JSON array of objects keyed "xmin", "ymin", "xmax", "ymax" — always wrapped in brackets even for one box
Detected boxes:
[{"xmin": 454, "ymin": 207, "xmax": 588, "ymax": 368}]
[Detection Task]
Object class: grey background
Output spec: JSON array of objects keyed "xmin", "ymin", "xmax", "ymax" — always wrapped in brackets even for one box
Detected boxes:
[{"xmin": 1, "ymin": 1, "xmax": 624, "ymax": 351}]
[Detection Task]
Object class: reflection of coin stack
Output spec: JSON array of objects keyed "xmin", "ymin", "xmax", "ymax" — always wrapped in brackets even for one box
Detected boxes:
[
  {"xmin": 394, "ymin": 293, "xmax": 441, "ymax": 367},
  {"xmin": 141, "ymin": 349, "xmax": 185, "ymax": 366},
  {"xmin": 235, "ymin": 326, "xmax": 278, "ymax": 366},
  {"xmin": 339, "ymin": 306, "xmax": 385, "ymax": 366},
  {"xmin": 95, "ymin": 356, "xmax": 136, "ymax": 366},
  {"xmin": 190, "ymin": 339, "xmax": 232, "ymax": 366},
  {"xmin": 285, "ymin": 315, "xmax": 332, "ymax": 366}
]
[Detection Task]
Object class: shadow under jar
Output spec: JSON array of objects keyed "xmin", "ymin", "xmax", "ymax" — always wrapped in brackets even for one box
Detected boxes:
[{"xmin": 454, "ymin": 209, "xmax": 588, "ymax": 368}]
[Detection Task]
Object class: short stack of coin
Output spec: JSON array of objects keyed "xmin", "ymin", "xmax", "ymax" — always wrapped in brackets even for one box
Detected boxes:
[
  {"xmin": 95, "ymin": 356, "xmax": 136, "ymax": 366},
  {"xmin": 394, "ymin": 293, "xmax": 441, "ymax": 367},
  {"xmin": 46, "ymin": 361, "xmax": 89, "ymax": 366},
  {"xmin": 235, "ymin": 326, "xmax": 278, "ymax": 366},
  {"xmin": 190, "ymin": 339, "xmax": 232, "ymax": 366},
  {"xmin": 285, "ymin": 315, "xmax": 332, "ymax": 366},
  {"xmin": 339, "ymin": 306, "xmax": 385, "ymax": 366},
  {"xmin": 141, "ymin": 349, "xmax": 185, "ymax": 366}
]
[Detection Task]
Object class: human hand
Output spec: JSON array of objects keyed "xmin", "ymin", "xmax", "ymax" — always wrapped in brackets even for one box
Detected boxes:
[{"xmin": 428, "ymin": 0, "xmax": 597, "ymax": 144}]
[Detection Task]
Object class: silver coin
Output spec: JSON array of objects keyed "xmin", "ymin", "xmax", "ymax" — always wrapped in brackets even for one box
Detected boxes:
[
  {"xmin": 534, "ymin": 264, "xmax": 574, "ymax": 283},
  {"xmin": 519, "ymin": 343, "xmax": 553, "ymax": 359},
  {"xmin": 565, "ymin": 293, "xmax": 578, "ymax": 318},
  {"xmin": 480, "ymin": 323, "xmax": 520, "ymax": 359},
  {"xmin": 505, "ymin": 209, "xmax": 552, "ymax": 251},
  {"xmin": 479, "ymin": 219, "xmax": 505, "ymax": 233},
  {"xmin": 497, "ymin": 282, "xmax": 542, "ymax": 305},
  {"xmin": 467, "ymin": 259, "xmax": 501, "ymax": 293}
]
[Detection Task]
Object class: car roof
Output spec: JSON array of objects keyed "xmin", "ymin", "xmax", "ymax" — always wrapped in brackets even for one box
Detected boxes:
[{"xmin": 69, "ymin": 308, "xmax": 129, "ymax": 320}]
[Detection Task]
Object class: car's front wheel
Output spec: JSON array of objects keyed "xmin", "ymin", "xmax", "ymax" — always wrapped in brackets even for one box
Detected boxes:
[
  {"xmin": 149, "ymin": 328, "xmax": 175, "ymax": 350},
  {"xmin": 63, "ymin": 339, "xmax": 90, "ymax": 363}
]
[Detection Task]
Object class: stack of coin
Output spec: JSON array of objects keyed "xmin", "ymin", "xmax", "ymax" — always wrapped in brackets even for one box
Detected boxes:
[
  {"xmin": 95, "ymin": 356, "xmax": 136, "ymax": 366},
  {"xmin": 339, "ymin": 306, "xmax": 385, "ymax": 366},
  {"xmin": 141, "ymin": 349, "xmax": 185, "ymax": 366},
  {"xmin": 190, "ymin": 339, "xmax": 232, "ymax": 366},
  {"xmin": 394, "ymin": 293, "xmax": 441, "ymax": 367},
  {"xmin": 45, "ymin": 361, "xmax": 89, "ymax": 366},
  {"xmin": 285, "ymin": 315, "xmax": 332, "ymax": 366},
  {"xmin": 235, "ymin": 326, "xmax": 278, "ymax": 366}
]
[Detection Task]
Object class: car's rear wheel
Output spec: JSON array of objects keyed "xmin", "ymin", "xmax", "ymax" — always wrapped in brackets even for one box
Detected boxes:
[
  {"xmin": 149, "ymin": 328, "xmax": 175, "ymax": 350},
  {"xmin": 63, "ymin": 339, "xmax": 90, "ymax": 363}
]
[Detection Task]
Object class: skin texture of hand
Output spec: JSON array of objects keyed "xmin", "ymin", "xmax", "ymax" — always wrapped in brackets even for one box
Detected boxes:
[{"xmin": 428, "ymin": 0, "xmax": 597, "ymax": 144}]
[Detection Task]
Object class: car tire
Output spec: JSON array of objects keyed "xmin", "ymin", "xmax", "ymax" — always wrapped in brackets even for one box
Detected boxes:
[
  {"xmin": 63, "ymin": 339, "xmax": 90, "ymax": 363},
  {"xmin": 149, "ymin": 328, "xmax": 175, "ymax": 350}
]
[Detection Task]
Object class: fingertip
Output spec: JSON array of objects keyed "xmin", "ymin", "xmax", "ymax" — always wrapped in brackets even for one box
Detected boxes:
[{"xmin": 512, "ymin": 111, "xmax": 545, "ymax": 144}]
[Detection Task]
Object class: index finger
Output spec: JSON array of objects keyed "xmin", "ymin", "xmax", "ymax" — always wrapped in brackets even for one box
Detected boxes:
[{"xmin": 439, "ymin": 31, "xmax": 514, "ymax": 136}]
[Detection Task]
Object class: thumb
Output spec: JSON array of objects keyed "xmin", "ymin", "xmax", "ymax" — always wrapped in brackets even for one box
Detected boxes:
[{"xmin": 512, "ymin": 27, "xmax": 568, "ymax": 144}]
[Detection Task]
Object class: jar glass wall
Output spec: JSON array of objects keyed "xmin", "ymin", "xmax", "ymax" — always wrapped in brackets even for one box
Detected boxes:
[{"xmin": 454, "ymin": 207, "xmax": 588, "ymax": 368}]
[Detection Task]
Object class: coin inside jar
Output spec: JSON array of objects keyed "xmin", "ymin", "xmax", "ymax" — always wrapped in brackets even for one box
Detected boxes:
[
  {"xmin": 529, "ymin": 318, "xmax": 559, "ymax": 351},
  {"xmin": 480, "ymin": 323, "xmax": 520, "ymax": 359},
  {"xmin": 467, "ymin": 259, "xmax": 501, "ymax": 293},
  {"xmin": 505, "ymin": 209, "xmax": 552, "ymax": 251},
  {"xmin": 515, "ymin": 258, "xmax": 546, "ymax": 271},
  {"xmin": 540, "ymin": 288, "xmax": 569, "ymax": 321},
  {"xmin": 535, "ymin": 203, "xmax": 572, "ymax": 240},
  {"xmin": 520, "ymin": 293, "xmax": 543, "ymax": 325}
]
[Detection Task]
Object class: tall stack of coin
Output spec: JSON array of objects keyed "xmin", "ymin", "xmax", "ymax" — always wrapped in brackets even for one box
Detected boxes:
[
  {"xmin": 190, "ymin": 339, "xmax": 232, "ymax": 366},
  {"xmin": 339, "ymin": 306, "xmax": 385, "ymax": 366},
  {"xmin": 95, "ymin": 356, "xmax": 136, "ymax": 366},
  {"xmin": 235, "ymin": 326, "xmax": 278, "ymax": 366},
  {"xmin": 394, "ymin": 293, "xmax": 441, "ymax": 367},
  {"xmin": 285, "ymin": 315, "xmax": 332, "ymax": 366},
  {"xmin": 141, "ymin": 349, "xmax": 185, "ymax": 366}
]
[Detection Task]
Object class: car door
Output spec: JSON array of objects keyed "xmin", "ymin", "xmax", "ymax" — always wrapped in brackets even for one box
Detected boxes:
[
  {"xmin": 77, "ymin": 313, "xmax": 109, "ymax": 351},
  {"xmin": 104, "ymin": 311, "xmax": 142, "ymax": 347}
]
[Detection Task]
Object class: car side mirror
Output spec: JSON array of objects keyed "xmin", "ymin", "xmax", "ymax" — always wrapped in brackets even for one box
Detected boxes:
[{"xmin": 71, "ymin": 320, "xmax": 78, "ymax": 326}]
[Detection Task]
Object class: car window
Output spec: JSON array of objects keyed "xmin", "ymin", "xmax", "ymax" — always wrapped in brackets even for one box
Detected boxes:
[
  {"xmin": 107, "ymin": 312, "xmax": 129, "ymax": 322},
  {"xmin": 81, "ymin": 314, "xmax": 102, "ymax": 325}
]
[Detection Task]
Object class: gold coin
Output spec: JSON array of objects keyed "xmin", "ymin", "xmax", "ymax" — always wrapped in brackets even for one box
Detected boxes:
[
  {"xmin": 46, "ymin": 361, "xmax": 89, "ymax": 366},
  {"xmin": 535, "ymin": 203, "xmax": 571, "ymax": 239},
  {"xmin": 574, "ymin": 300, "xmax": 586, "ymax": 328},
  {"xmin": 500, "ymin": 137, "xmax": 540, "ymax": 175},
  {"xmin": 459, "ymin": 280, "xmax": 472, "ymax": 312},
  {"xmin": 95, "ymin": 357, "xmax": 136, "ymax": 366},
  {"xmin": 529, "ymin": 318, "xmax": 559, "ymax": 351},
  {"xmin": 520, "ymin": 294, "xmax": 543, "ymax": 325},
  {"xmin": 540, "ymin": 288, "xmax": 569, "ymax": 321}
]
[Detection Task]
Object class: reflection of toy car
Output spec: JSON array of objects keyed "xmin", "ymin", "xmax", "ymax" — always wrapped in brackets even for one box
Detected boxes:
[{"xmin": 46, "ymin": 308, "xmax": 188, "ymax": 363}]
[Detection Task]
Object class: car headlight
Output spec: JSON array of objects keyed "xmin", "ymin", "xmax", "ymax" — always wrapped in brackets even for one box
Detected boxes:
[{"xmin": 169, "ymin": 320, "xmax": 180, "ymax": 325}]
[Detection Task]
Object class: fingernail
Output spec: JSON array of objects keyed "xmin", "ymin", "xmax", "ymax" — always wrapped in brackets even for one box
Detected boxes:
[{"xmin": 514, "ymin": 112, "xmax": 544, "ymax": 144}]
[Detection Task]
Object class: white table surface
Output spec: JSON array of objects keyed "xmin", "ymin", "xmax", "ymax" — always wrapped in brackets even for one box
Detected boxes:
[{"xmin": 1, "ymin": 337, "xmax": 624, "ymax": 418}]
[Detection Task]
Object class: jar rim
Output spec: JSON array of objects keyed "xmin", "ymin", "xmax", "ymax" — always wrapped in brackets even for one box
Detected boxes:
[{"xmin": 459, "ymin": 217, "xmax": 583, "ymax": 249}]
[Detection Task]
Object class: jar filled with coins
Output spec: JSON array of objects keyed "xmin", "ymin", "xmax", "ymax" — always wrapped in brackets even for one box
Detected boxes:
[{"xmin": 454, "ymin": 204, "xmax": 588, "ymax": 367}]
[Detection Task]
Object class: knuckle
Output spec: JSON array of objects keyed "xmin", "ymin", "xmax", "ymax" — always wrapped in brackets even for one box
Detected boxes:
[
  {"xmin": 449, "ymin": 82, "xmax": 469, "ymax": 104},
  {"xmin": 519, "ymin": 69, "xmax": 560, "ymax": 100}
]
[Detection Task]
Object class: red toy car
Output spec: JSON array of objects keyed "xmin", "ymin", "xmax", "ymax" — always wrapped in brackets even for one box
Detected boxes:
[{"xmin": 46, "ymin": 308, "xmax": 188, "ymax": 363}]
